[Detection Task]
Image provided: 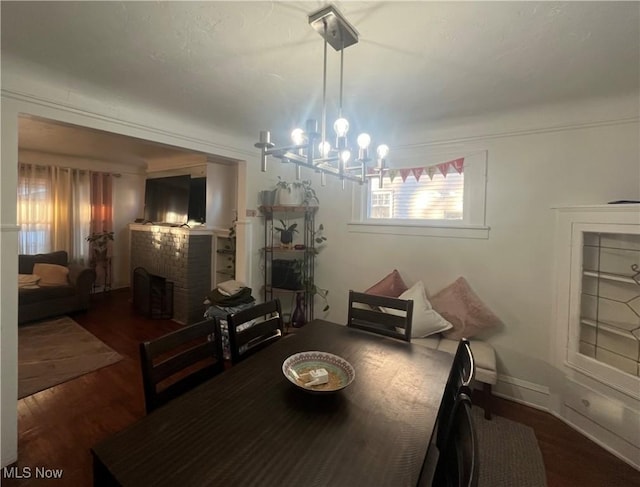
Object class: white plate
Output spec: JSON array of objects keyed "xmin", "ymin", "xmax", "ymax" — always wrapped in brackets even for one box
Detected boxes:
[{"xmin": 282, "ymin": 351, "xmax": 355, "ymax": 394}]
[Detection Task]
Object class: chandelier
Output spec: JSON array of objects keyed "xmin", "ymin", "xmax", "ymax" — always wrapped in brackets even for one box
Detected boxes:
[{"xmin": 255, "ymin": 4, "xmax": 389, "ymax": 186}]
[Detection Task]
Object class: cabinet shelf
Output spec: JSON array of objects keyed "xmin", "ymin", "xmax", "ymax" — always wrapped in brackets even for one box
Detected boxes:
[{"xmin": 265, "ymin": 286, "xmax": 306, "ymax": 294}]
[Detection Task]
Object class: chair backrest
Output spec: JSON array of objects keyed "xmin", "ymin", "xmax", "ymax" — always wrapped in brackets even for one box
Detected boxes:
[
  {"xmin": 347, "ymin": 290, "xmax": 413, "ymax": 342},
  {"xmin": 227, "ymin": 299, "xmax": 284, "ymax": 364},
  {"xmin": 432, "ymin": 392, "xmax": 479, "ymax": 487},
  {"xmin": 436, "ymin": 338, "xmax": 475, "ymax": 448},
  {"xmin": 139, "ymin": 319, "xmax": 224, "ymax": 414}
]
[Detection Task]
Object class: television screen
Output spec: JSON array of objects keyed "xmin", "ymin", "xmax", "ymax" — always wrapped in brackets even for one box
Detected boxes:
[
  {"xmin": 143, "ymin": 175, "xmax": 207, "ymax": 224},
  {"xmin": 144, "ymin": 175, "xmax": 191, "ymax": 224},
  {"xmin": 188, "ymin": 177, "xmax": 206, "ymax": 223}
]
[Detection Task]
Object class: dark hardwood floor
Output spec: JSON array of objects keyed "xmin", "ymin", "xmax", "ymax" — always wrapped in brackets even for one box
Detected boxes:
[{"xmin": 5, "ymin": 288, "xmax": 640, "ymax": 486}]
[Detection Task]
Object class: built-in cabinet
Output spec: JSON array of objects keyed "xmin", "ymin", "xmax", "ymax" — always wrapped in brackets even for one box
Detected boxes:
[
  {"xmin": 260, "ymin": 206, "xmax": 318, "ymax": 326},
  {"xmin": 552, "ymin": 205, "xmax": 640, "ymax": 469}
]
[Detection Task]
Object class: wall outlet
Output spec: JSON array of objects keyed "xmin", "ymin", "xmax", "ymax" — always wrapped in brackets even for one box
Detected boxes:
[{"xmin": 246, "ymin": 209, "xmax": 257, "ymax": 217}]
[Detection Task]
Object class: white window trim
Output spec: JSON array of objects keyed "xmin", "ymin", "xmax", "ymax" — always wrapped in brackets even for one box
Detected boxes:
[{"xmin": 349, "ymin": 149, "xmax": 489, "ymax": 239}]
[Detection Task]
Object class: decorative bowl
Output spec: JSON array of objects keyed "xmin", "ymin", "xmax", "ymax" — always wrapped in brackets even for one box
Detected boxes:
[{"xmin": 282, "ymin": 351, "xmax": 355, "ymax": 394}]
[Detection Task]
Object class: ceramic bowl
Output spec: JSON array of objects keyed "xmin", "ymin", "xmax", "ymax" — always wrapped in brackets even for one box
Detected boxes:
[{"xmin": 282, "ymin": 351, "xmax": 355, "ymax": 394}]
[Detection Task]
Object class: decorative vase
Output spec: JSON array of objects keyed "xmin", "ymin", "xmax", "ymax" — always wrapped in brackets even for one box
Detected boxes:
[{"xmin": 291, "ymin": 293, "xmax": 306, "ymax": 328}]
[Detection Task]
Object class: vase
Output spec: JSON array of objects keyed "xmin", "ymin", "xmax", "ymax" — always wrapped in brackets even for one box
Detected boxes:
[{"xmin": 291, "ymin": 293, "xmax": 306, "ymax": 328}]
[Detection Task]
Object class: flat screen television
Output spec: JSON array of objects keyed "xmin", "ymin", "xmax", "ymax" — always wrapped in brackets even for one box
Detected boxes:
[{"xmin": 143, "ymin": 176, "xmax": 206, "ymax": 224}]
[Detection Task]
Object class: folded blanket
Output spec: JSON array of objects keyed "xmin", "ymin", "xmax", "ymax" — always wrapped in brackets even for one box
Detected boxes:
[
  {"xmin": 217, "ymin": 279, "xmax": 246, "ymax": 296},
  {"xmin": 207, "ymin": 287, "xmax": 255, "ymax": 307}
]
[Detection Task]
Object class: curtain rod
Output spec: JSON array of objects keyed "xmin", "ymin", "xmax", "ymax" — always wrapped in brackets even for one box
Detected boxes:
[{"xmin": 18, "ymin": 162, "xmax": 121, "ymax": 177}]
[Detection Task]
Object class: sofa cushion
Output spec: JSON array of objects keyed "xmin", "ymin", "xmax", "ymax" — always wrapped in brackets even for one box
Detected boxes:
[
  {"xmin": 364, "ymin": 269, "xmax": 408, "ymax": 298},
  {"xmin": 382, "ymin": 281, "xmax": 452, "ymax": 338},
  {"xmin": 430, "ymin": 277, "xmax": 503, "ymax": 340},
  {"xmin": 18, "ymin": 285, "xmax": 76, "ymax": 305},
  {"xmin": 33, "ymin": 263, "xmax": 70, "ymax": 287},
  {"xmin": 19, "ymin": 251, "xmax": 68, "ymax": 274}
]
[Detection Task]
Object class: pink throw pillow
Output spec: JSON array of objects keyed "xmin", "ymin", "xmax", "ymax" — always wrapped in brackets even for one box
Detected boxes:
[
  {"xmin": 364, "ymin": 269, "xmax": 408, "ymax": 298},
  {"xmin": 430, "ymin": 277, "xmax": 503, "ymax": 340}
]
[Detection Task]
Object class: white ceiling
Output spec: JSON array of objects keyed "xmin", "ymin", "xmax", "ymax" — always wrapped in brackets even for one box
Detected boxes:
[{"xmin": 3, "ymin": 1, "xmax": 639, "ymax": 164}]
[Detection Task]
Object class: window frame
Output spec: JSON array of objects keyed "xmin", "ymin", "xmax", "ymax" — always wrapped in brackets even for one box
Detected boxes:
[{"xmin": 349, "ymin": 149, "xmax": 489, "ymax": 239}]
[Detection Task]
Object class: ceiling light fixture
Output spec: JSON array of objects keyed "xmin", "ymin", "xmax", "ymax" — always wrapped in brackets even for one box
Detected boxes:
[{"xmin": 255, "ymin": 4, "xmax": 389, "ymax": 187}]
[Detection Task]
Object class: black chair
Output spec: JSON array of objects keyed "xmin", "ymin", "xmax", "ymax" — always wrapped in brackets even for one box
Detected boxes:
[
  {"xmin": 139, "ymin": 319, "xmax": 224, "ymax": 414},
  {"xmin": 431, "ymin": 392, "xmax": 479, "ymax": 487},
  {"xmin": 226, "ymin": 299, "xmax": 284, "ymax": 364},
  {"xmin": 347, "ymin": 290, "xmax": 414, "ymax": 342},
  {"xmin": 436, "ymin": 338, "xmax": 475, "ymax": 449}
]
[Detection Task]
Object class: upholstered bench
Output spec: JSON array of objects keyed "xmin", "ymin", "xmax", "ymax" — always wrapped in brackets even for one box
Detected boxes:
[{"xmin": 413, "ymin": 335, "xmax": 497, "ymax": 419}]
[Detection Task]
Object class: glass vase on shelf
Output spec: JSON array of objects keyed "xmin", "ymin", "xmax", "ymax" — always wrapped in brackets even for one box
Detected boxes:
[{"xmin": 291, "ymin": 293, "xmax": 306, "ymax": 328}]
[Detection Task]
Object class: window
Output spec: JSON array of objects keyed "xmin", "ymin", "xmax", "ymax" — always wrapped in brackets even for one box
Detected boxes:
[
  {"xmin": 370, "ymin": 190, "xmax": 393, "ymax": 218},
  {"xmin": 349, "ymin": 150, "xmax": 488, "ymax": 239},
  {"xmin": 368, "ymin": 173, "xmax": 463, "ymax": 221}
]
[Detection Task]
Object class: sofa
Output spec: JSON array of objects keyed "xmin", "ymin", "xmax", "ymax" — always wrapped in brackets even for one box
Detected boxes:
[{"xmin": 18, "ymin": 251, "xmax": 96, "ymax": 325}]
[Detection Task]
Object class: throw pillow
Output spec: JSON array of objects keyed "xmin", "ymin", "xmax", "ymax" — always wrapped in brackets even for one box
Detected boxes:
[
  {"xmin": 430, "ymin": 277, "xmax": 504, "ymax": 340},
  {"xmin": 364, "ymin": 269, "xmax": 408, "ymax": 297},
  {"xmin": 32, "ymin": 263, "xmax": 69, "ymax": 287},
  {"xmin": 381, "ymin": 280, "xmax": 453, "ymax": 338}
]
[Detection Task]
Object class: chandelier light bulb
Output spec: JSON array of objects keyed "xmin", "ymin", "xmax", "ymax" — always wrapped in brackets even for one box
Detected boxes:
[
  {"xmin": 334, "ymin": 117, "xmax": 350, "ymax": 137},
  {"xmin": 291, "ymin": 128, "xmax": 305, "ymax": 145},
  {"xmin": 340, "ymin": 149, "xmax": 351, "ymax": 164},
  {"xmin": 357, "ymin": 133, "xmax": 371, "ymax": 149},
  {"xmin": 318, "ymin": 140, "xmax": 331, "ymax": 157},
  {"xmin": 376, "ymin": 144, "xmax": 390, "ymax": 159}
]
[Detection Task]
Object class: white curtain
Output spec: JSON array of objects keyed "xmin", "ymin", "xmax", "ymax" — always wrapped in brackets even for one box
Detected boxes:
[{"xmin": 17, "ymin": 163, "xmax": 91, "ymax": 264}]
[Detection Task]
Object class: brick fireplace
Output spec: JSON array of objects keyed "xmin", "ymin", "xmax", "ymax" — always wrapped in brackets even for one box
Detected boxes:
[{"xmin": 129, "ymin": 224, "xmax": 212, "ymax": 325}]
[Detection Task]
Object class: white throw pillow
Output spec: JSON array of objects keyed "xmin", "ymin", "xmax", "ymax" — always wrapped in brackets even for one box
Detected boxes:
[{"xmin": 382, "ymin": 280, "xmax": 453, "ymax": 338}]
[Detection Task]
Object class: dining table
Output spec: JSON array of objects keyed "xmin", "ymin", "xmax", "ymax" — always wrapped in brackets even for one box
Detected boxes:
[{"xmin": 91, "ymin": 320, "xmax": 455, "ymax": 487}]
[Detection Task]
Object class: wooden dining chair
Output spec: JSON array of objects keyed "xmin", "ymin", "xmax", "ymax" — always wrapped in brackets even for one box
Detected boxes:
[
  {"xmin": 431, "ymin": 392, "xmax": 479, "ymax": 487},
  {"xmin": 436, "ymin": 338, "xmax": 476, "ymax": 449},
  {"xmin": 226, "ymin": 299, "xmax": 284, "ymax": 364},
  {"xmin": 139, "ymin": 318, "xmax": 224, "ymax": 414},
  {"xmin": 347, "ymin": 290, "xmax": 414, "ymax": 342}
]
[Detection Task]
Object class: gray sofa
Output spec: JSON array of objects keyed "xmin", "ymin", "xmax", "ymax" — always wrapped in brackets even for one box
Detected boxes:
[{"xmin": 18, "ymin": 251, "xmax": 96, "ymax": 325}]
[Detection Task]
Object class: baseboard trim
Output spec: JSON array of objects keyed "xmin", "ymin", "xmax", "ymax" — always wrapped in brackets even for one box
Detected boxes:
[{"xmin": 493, "ymin": 374, "xmax": 550, "ymax": 411}]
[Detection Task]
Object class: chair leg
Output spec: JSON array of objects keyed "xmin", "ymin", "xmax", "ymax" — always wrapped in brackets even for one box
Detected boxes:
[{"xmin": 483, "ymin": 382, "xmax": 492, "ymax": 420}]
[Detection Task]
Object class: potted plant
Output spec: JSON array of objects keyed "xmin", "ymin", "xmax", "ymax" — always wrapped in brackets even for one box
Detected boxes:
[
  {"xmin": 274, "ymin": 177, "xmax": 319, "ymax": 206},
  {"xmin": 274, "ymin": 220, "xmax": 298, "ymax": 248},
  {"xmin": 86, "ymin": 230, "xmax": 114, "ymax": 261}
]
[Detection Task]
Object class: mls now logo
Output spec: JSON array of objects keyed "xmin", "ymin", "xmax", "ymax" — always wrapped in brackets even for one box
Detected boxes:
[{"xmin": 3, "ymin": 466, "xmax": 63, "ymax": 479}]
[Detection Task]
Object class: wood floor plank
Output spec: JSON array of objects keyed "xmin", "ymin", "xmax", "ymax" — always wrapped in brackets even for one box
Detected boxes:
[{"xmin": 3, "ymin": 288, "xmax": 639, "ymax": 486}]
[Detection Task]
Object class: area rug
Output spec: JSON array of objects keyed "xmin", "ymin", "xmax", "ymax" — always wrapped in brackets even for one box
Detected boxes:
[
  {"xmin": 18, "ymin": 316, "xmax": 122, "ymax": 399},
  {"xmin": 473, "ymin": 407, "xmax": 547, "ymax": 486}
]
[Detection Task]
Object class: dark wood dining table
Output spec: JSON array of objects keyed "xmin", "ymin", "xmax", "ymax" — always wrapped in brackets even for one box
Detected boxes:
[{"xmin": 92, "ymin": 320, "xmax": 454, "ymax": 487}]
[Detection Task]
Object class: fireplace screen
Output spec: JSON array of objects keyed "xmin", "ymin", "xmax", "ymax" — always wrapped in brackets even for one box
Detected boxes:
[{"xmin": 133, "ymin": 267, "xmax": 174, "ymax": 319}]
